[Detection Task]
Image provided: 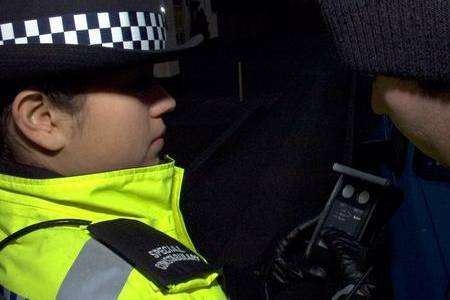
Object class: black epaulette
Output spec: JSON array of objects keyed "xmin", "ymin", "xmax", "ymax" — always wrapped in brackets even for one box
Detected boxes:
[{"xmin": 88, "ymin": 218, "xmax": 219, "ymax": 291}]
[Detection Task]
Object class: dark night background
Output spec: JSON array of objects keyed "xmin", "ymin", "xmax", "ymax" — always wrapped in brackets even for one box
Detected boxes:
[{"xmin": 162, "ymin": 0, "xmax": 376, "ymax": 298}]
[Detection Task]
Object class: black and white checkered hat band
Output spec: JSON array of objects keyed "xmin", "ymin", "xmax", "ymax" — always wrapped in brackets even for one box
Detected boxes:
[{"xmin": 0, "ymin": 11, "xmax": 167, "ymax": 51}]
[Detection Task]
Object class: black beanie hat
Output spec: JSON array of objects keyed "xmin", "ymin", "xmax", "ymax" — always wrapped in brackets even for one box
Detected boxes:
[
  {"xmin": 320, "ymin": 0, "xmax": 450, "ymax": 83},
  {"xmin": 0, "ymin": 0, "xmax": 202, "ymax": 82}
]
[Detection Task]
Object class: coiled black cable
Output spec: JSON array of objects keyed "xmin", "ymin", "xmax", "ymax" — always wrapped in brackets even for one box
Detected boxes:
[{"xmin": 0, "ymin": 219, "xmax": 92, "ymax": 252}]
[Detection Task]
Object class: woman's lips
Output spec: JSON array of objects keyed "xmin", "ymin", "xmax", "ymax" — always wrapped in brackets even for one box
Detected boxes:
[
  {"xmin": 151, "ymin": 134, "xmax": 165, "ymax": 148},
  {"xmin": 152, "ymin": 128, "xmax": 166, "ymax": 143},
  {"xmin": 153, "ymin": 137, "xmax": 164, "ymax": 144}
]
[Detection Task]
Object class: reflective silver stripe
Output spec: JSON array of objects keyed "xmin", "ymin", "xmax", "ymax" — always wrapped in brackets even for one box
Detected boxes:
[{"xmin": 57, "ymin": 239, "xmax": 132, "ymax": 300}]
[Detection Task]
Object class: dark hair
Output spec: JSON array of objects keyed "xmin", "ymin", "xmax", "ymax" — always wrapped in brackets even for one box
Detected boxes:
[{"xmin": 0, "ymin": 77, "xmax": 86, "ymax": 160}]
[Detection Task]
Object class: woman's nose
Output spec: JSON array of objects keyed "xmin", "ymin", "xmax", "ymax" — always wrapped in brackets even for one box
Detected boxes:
[
  {"xmin": 151, "ymin": 96, "xmax": 176, "ymax": 118},
  {"xmin": 149, "ymin": 85, "xmax": 176, "ymax": 118}
]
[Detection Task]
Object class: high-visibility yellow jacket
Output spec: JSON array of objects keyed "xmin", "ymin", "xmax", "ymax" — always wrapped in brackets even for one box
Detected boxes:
[{"xmin": 0, "ymin": 158, "xmax": 227, "ymax": 300}]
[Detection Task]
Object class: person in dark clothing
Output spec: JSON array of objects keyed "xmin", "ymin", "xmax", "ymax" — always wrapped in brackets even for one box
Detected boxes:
[
  {"xmin": 262, "ymin": 1, "xmax": 449, "ymax": 299},
  {"xmin": 320, "ymin": 0, "xmax": 450, "ymax": 166},
  {"xmin": 317, "ymin": 0, "xmax": 450, "ymax": 299}
]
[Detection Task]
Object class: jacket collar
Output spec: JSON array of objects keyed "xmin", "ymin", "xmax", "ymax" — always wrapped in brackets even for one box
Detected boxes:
[
  {"xmin": 0, "ymin": 157, "xmax": 184, "ymax": 226},
  {"xmin": 0, "ymin": 156, "xmax": 197, "ymax": 256}
]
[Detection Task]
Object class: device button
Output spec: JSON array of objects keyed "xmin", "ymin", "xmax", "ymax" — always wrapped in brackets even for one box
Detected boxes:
[
  {"xmin": 342, "ymin": 185, "xmax": 355, "ymax": 199},
  {"xmin": 358, "ymin": 191, "xmax": 370, "ymax": 204}
]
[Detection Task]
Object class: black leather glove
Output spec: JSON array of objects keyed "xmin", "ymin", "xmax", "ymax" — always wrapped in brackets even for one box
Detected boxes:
[
  {"xmin": 262, "ymin": 218, "xmax": 376, "ymax": 300},
  {"xmin": 262, "ymin": 218, "xmax": 327, "ymax": 287},
  {"xmin": 322, "ymin": 228, "xmax": 376, "ymax": 300}
]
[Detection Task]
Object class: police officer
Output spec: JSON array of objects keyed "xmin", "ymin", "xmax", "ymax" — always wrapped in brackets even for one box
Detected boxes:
[{"xmin": 0, "ymin": 1, "xmax": 226, "ymax": 299}]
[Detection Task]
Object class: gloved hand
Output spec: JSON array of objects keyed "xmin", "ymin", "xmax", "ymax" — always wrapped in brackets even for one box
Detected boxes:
[
  {"xmin": 261, "ymin": 218, "xmax": 327, "ymax": 290},
  {"xmin": 262, "ymin": 218, "xmax": 376, "ymax": 300},
  {"xmin": 322, "ymin": 228, "xmax": 376, "ymax": 300}
]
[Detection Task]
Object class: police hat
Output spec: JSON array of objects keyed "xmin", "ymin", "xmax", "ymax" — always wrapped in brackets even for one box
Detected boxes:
[
  {"xmin": 320, "ymin": 0, "xmax": 450, "ymax": 83},
  {"xmin": 0, "ymin": 0, "xmax": 202, "ymax": 81}
]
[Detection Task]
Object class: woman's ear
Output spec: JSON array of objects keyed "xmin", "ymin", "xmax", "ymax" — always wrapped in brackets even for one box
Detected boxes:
[{"xmin": 11, "ymin": 90, "xmax": 68, "ymax": 152}]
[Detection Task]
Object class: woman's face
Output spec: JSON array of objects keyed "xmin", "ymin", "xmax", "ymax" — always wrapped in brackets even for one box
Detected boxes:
[
  {"xmin": 58, "ymin": 66, "xmax": 176, "ymax": 175},
  {"xmin": 372, "ymin": 75, "xmax": 450, "ymax": 166}
]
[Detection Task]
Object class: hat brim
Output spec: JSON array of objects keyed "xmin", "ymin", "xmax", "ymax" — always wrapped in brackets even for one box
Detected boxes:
[{"xmin": 0, "ymin": 34, "xmax": 204, "ymax": 82}]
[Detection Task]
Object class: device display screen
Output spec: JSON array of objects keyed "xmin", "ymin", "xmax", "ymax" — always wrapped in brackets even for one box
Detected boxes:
[{"xmin": 325, "ymin": 200, "xmax": 368, "ymax": 238}]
